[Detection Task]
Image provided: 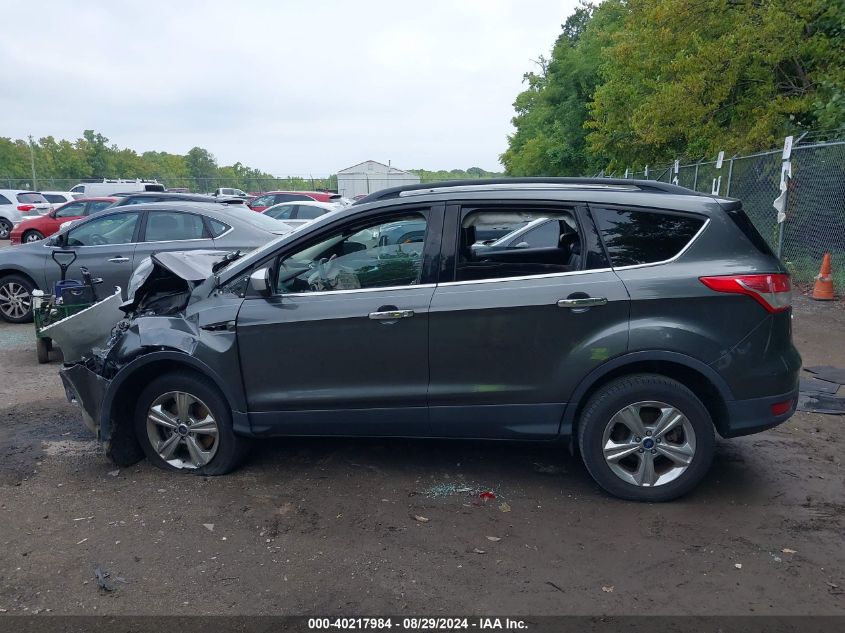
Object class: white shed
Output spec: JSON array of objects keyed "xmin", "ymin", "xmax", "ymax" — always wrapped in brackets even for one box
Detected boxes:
[{"xmin": 336, "ymin": 160, "xmax": 420, "ymax": 198}]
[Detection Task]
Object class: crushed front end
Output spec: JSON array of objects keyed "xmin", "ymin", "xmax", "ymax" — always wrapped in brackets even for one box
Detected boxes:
[{"xmin": 58, "ymin": 250, "xmax": 246, "ymax": 460}]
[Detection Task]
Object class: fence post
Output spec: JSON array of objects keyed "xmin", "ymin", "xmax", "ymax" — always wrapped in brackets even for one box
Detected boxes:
[
  {"xmin": 692, "ymin": 161, "xmax": 700, "ymax": 191},
  {"xmin": 725, "ymin": 156, "xmax": 734, "ymax": 197}
]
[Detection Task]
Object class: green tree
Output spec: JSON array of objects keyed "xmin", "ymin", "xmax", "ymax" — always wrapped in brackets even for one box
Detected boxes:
[
  {"xmin": 501, "ymin": 1, "xmax": 626, "ymax": 176},
  {"xmin": 586, "ymin": 0, "xmax": 845, "ymax": 168}
]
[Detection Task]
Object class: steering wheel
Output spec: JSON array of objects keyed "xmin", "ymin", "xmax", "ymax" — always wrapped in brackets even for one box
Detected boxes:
[{"xmin": 89, "ymin": 234, "xmax": 108, "ymax": 246}]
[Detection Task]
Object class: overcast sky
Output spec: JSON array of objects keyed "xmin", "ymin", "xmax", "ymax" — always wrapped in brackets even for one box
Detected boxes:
[{"xmin": 0, "ymin": 0, "xmax": 576, "ymax": 175}]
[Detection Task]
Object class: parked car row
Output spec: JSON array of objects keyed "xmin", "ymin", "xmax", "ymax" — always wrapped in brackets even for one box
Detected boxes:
[{"xmin": 0, "ymin": 201, "xmax": 296, "ymax": 322}]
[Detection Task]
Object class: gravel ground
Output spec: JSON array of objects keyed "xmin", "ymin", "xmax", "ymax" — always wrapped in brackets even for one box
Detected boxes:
[{"xmin": 0, "ymin": 294, "xmax": 842, "ymax": 616}]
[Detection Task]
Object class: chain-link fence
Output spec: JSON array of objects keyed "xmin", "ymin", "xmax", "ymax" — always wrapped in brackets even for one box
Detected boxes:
[{"xmin": 620, "ymin": 139, "xmax": 845, "ymax": 289}]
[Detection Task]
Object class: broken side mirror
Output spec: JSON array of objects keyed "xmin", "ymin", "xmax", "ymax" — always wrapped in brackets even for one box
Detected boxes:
[{"xmin": 247, "ymin": 267, "xmax": 272, "ymax": 298}]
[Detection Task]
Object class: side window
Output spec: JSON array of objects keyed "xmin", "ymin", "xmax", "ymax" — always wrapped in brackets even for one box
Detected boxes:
[
  {"xmin": 0, "ymin": 194, "xmax": 10, "ymax": 205},
  {"xmin": 208, "ymin": 218, "xmax": 230, "ymax": 237},
  {"xmin": 456, "ymin": 209, "xmax": 582, "ymax": 281},
  {"xmin": 55, "ymin": 201, "xmax": 87, "ymax": 218},
  {"xmin": 265, "ymin": 204, "xmax": 295, "ymax": 220},
  {"xmin": 66, "ymin": 212, "xmax": 140, "ymax": 246},
  {"xmin": 276, "ymin": 213, "xmax": 427, "ymax": 293},
  {"xmin": 275, "ymin": 193, "xmax": 310, "ymax": 203},
  {"xmin": 295, "ymin": 206, "xmax": 324, "ymax": 220},
  {"xmin": 44, "ymin": 194, "xmax": 66, "ymax": 203},
  {"xmin": 86, "ymin": 201, "xmax": 114, "ymax": 215},
  {"xmin": 251, "ymin": 195, "xmax": 274, "ymax": 207},
  {"xmin": 145, "ymin": 211, "xmax": 207, "ymax": 242},
  {"xmin": 591, "ymin": 207, "xmax": 705, "ymax": 267}
]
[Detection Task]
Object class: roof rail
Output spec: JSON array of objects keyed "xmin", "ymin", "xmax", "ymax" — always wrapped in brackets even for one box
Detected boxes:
[{"xmin": 354, "ymin": 177, "xmax": 702, "ymax": 204}]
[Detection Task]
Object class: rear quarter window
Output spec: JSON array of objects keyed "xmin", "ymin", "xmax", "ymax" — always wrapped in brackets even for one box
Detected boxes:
[{"xmin": 591, "ymin": 207, "xmax": 705, "ymax": 267}]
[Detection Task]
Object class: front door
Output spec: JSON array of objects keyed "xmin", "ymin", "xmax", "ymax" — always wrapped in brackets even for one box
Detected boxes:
[
  {"xmin": 427, "ymin": 203, "xmax": 630, "ymax": 439},
  {"xmin": 47, "ymin": 210, "xmax": 142, "ymax": 297},
  {"xmin": 236, "ymin": 207, "xmax": 440, "ymax": 437}
]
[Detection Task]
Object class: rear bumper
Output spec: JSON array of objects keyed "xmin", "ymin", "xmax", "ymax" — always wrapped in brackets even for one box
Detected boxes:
[{"xmin": 721, "ymin": 386, "xmax": 799, "ymax": 438}]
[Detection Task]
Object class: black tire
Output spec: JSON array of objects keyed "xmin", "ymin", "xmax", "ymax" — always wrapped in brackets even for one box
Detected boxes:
[
  {"xmin": 0, "ymin": 274, "xmax": 35, "ymax": 323},
  {"xmin": 577, "ymin": 374, "xmax": 715, "ymax": 502},
  {"xmin": 0, "ymin": 218, "xmax": 12, "ymax": 240},
  {"xmin": 36, "ymin": 337, "xmax": 50, "ymax": 364},
  {"xmin": 23, "ymin": 230, "xmax": 45, "ymax": 243},
  {"xmin": 134, "ymin": 371, "xmax": 250, "ymax": 475}
]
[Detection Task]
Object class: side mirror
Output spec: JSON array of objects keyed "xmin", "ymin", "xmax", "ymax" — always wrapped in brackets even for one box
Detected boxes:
[{"xmin": 248, "ymin": 267, "xmax": 272, "ymax": 297}]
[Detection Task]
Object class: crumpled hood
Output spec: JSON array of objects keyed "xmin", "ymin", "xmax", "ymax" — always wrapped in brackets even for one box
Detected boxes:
[{"xmin": 122, "ymin": 249, "xmax": 234, "ymax": 315}]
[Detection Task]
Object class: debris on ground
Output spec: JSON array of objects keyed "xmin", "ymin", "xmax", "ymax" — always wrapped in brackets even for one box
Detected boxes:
[
  {"xmin": 472, "ymin": 548, "xmax": 486, "ymax": 554},
  {"xmin": 782, "ymin": 548, "xmax": 797, "ymax": 554},
  {"xmin": 601, "ymin": 585, "xmax": 614, "ymax": 593},
  {"xmin": 533, "ymin": 463, "xmax": 565, "ymax": 475},
  {"xmin": 203, "ymin": 523, "xmax": 215, "ymax": 532},
  {"xmin": 479, "ymin": 491, "xmax": 496, "ymax": 501},
  {"xmin": 734, "ymin": 563, "xmax": 742, "ymax": 569},
  {"xmin": 94, "ymin": 566, "xmax": 115, "ymax": 592},
  {"xmin": 499, "ymin": 502, "xmax": 511, "ymax": 513},
  {"xmin": 107, "ymin": 469, "xmax": 120, "ymax": 477},
  {"xmin": 486, "ymin": 536, "xmax": 501, "ymax": 542},
  {"xmin": 546, "ymin": 581, "xmax": 565, "ymax": 593},
  {"xmin": 412, "ymin": 515, "xmax": 430, "ymax": 523}
]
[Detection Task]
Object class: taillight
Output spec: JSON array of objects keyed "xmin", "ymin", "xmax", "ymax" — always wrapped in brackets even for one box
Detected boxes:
[
  {"xmin": 17, "ymin": 204, "xmax": 35, "ymax": 212},
  {"xmin": 699, "ymin": 274, "xmax": 792, "ymax": 313},
  {"xmin": 770, "ymin": 399, "xmax": 793, "ymax": 416}
]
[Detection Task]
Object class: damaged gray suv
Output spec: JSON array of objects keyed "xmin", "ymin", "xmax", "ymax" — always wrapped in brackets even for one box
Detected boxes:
[{"xmin": 60, "ymin": 178, "xmax": 801, "ymax": 501}]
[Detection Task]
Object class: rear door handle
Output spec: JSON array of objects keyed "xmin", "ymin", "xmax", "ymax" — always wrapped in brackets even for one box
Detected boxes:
[
  {"xmin": 107, "ymin": 256, "xmax": 130, "ymax": 263},
  {"xmin": 369, "ymin": 309, "xmax": 415, "ymax": 320},
  {"xmin": 557, "ymin": 297, "xmax": 608, "ymax": 308}
]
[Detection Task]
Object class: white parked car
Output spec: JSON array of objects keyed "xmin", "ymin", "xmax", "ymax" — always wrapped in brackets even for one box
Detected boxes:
[
  {"xmin": 69, "ymin": 179, "xmax": 165, "ymax": 198},
  {"xmin": 213, "ymin": 187, "xmax": 249, "ymax": 198},
  {"xmin": 261, "ymin": 200, "xmax": 342, "ymax": 229},
  {"xmin": 40, "ymin": 191, "xmax": 77, "ymax": 210},
  {"xmin": 0, "ymin": 190, "xmax": 51, "ymax": 239}
]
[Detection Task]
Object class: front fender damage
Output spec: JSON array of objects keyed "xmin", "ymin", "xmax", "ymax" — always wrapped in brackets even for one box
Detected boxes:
[{"xmin": 58, "ymin": 250, "xmax": 240, "ymax": 464}]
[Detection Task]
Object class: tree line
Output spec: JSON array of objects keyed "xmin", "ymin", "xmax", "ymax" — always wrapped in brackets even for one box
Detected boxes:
[
  {"xmin": 501, "ymin": 0, "xmax": 845, "ymax": 176},
  {"xmin": 0, "ymin": 130, "xmax": 503, "ymax": 192}
]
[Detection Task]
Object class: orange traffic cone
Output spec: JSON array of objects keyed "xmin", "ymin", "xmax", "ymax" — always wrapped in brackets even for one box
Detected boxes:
[{"xmin": 812, "ymin": 253, "xmax": 835, "ymax": 300}]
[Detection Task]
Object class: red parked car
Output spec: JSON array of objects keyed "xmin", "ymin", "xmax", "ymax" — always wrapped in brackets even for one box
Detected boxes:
[
  {"xmin": 247, "ymin": 191, "xmax": 342, "ymax": 212},
  {"xmin": 10, "ymin": 197, "xmax": 118, "ymax": 245}
]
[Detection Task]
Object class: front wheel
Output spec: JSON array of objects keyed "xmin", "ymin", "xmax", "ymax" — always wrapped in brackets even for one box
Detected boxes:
[
  {"xmin": 577, "ymin": 374, "xmax": 715, "ymax": 502},
  {"xmin": 0, "ymin": 275, "xmax": 35, "ymax": 323},
  {"xmin": 23, "ymin": 230, "xmax": 45, "ymax": 243},
  {"xmin": 134, "ymin": 371, "xmax": 249, "ymax": 475}
]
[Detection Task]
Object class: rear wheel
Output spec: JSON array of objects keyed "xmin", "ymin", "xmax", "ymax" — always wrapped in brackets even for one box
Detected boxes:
[
  {"xmin": 23, "ymin": 230, "xmax": 45, "ymax": 243},
  {"xmin": 134, "ymin": 371, "xmax": 249, "ymax": 475},
  {"xmin": 0, "ymin": 275, "xmax": 35, "ymax": 323},
  {"xmin": 0, "ymin": 219, "xmax": 12, "ymax": 240},
  {"xmin": 577, "ymin": 374, "xmax": 715, "ymax": 502},
  {"xmin": 36, "ymin": 337, "xmax": 51, "ymax": 364}
]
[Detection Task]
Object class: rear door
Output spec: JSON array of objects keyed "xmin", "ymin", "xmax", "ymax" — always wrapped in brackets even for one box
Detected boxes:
[
  {"xmin": 131, "ymin": 210, "xmax": 217, "ymax": 271},
  {"xmin": 427, "ymin": 201, "xmax": 630, "ymax": 439}
]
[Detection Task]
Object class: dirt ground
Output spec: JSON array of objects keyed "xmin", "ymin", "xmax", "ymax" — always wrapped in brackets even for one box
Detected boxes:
[{"xmin": 0, "ymin": 295, "xmax": 842, "ymax": 617}]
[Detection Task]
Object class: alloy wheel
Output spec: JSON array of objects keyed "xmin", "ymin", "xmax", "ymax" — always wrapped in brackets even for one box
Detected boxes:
[
  {"xmin": 0, "ymin": 282, "xmax": 32, "ymax": 320},
  {"xmin": 146, "ymin": 391, "xmax": 219, "ymax": 469},
  {"xmin": 601, "ymin": 400, "xmax": 697, "ymax": 487},
  {"xmin": 25, "ymin": 232, "xmax": 43, "ymax": 243},
  {"xmin": 0, "ymin": 221, "xmax": 11, "ymax": 239}
]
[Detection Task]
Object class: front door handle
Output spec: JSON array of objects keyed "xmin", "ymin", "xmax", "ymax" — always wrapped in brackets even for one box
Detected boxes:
[
  {"xmin": 369, "ymin": 309, "xmax": 415, "ymax": 320},
  {"xmin": 107, "ymin": 256, "xmax": 130, "ymax": 263},
  {"xmin": 557, "ymin": 297, "xmax": 608, "ymax": 309}
]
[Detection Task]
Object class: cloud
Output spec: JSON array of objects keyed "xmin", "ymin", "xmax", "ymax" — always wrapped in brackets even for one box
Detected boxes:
[{"xmin": 0, "ymin": 0, "xmax": 575, "ymax": 174}]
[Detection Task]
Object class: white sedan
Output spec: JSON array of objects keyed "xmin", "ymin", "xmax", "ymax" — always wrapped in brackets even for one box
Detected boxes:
[{"xmin": 261, "ymin": 200, "xmax": 343, "ymax": 229}]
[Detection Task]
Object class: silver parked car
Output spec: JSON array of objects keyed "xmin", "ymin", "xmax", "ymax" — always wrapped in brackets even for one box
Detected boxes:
[{"xmin": 0, "ymin": 202, "xmax": 292, "ymax": 322}]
